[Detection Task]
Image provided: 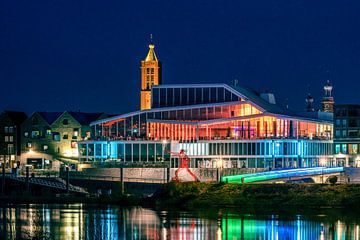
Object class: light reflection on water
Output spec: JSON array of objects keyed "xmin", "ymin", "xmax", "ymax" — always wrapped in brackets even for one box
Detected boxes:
[{"xmin": 0, "ymin": 204, "xmax": 359, "ymax": 240}]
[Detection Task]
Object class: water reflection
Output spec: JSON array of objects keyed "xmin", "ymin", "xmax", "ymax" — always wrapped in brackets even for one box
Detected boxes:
[{"xmin": 0, "ymin": 204, "xmax": 360, "ymax": 239}]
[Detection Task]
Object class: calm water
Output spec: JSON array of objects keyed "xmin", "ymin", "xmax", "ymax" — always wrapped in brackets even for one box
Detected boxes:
[{"xmin": 0, "ymin": 204, "xmax": 359, "ymax": 240}]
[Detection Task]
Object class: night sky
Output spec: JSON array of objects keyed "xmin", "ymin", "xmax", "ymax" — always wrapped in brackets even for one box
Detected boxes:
[{"xmin": 1, "ymin": 1, "xmax": 360, "ymax": 115}]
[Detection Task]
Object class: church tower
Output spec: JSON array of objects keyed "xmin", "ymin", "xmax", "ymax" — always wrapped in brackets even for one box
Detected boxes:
[
  {"xmin": 140, "ymin": 42, "xmax": 162, "ymax": 110},
  {"xmin": 322, "ymin": 80, "xmax": 334, "ymax": 113}
]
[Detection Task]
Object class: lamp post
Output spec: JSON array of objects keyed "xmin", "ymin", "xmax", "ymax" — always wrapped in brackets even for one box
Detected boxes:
[{"xmin": 162, "ymin": 140, "xmax": 167, "ymax": 183}]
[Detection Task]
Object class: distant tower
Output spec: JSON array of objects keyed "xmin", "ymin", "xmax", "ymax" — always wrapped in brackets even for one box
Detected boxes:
[
  {"xmin": 140, "ymin": 37, "xmax": 162, "ymax": 110},
  {"xmin": 322, "ymin": 80, "xmax": 334, "ymax": 112},
  {"xmin": 305, "ymin": 93, "xmax": 315, "ymax": 112}
]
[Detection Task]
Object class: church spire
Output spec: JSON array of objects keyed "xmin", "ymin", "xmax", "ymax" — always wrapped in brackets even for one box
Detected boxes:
[
  {"xmin": 145, "ymin": 34, "xmax": 158, "ymax": 61},
  {"xmin": 140, "ymin": 37, "xmax": 162, "ymax": 110},
  {"xmin": 322, "ymin": 80, "xmax": 334, "ymax": 113}
]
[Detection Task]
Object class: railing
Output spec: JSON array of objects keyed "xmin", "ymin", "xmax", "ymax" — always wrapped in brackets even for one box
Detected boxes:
[
  {"xmin": 67, "ymin": 172, "xmax": 165, "ymax": 183},
  {"xmin": 6, "ymin": 174, "xmax": 88, "ymax": 193}
]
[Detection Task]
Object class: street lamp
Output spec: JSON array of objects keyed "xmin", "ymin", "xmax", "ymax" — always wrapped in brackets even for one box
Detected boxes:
[
  {"xmin": 217, "ymin": 158, "xmax": 223, "ymax": 182},
  {"xmin": 162, "ymin": 140, "xmax": 167, "ymax": 183}
]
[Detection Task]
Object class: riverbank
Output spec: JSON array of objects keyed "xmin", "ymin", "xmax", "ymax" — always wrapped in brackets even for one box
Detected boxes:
[
  {"xmin": 2, "ymin": 182, "xmax": 360, "ymax": 209},
  {"xmin": 151, "ymin": 182, "xmax": 360, "ymax": 209}
]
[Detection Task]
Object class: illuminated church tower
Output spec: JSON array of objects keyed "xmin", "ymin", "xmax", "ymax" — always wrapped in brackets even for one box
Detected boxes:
[
  {"xmin": 322, "ymin": 80, "xmax": 334, "ymax": 113},
  {"xmin": 140, "ymin": 42, "xmax": 162, "ymax": 110}
]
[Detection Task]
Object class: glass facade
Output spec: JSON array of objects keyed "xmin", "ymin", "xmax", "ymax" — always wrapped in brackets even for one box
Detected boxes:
[
  {"xmin": 152, "ymin": 86, "xmax": 243, "ymax": 108},
  {"xmin": 82, "ymin": 84, "xmax": 334, "ymax": 168},
  {"xmin": 79, "ymin": 140, "xmax": 333, "ymax": 169}
]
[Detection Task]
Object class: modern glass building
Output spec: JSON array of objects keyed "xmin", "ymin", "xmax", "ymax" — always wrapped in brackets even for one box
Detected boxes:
[{"xmin": 79, "ymin": 83, "xmax": 334, "ymax": 169}]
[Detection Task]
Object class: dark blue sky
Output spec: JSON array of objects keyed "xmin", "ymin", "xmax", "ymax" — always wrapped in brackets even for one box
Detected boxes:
[{"xmin": 1, "ymin": 0, "xmax": 360, "ymax": 115}]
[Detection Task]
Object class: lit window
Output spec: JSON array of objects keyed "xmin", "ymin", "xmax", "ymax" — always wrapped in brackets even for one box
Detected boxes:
[
  {"xmin": 31, "ymin": 131, "xmax": 40, "ymax": 138},
  {"xmin": 335, "ymin": 144, "xmax": 340, "ymax": 154},
  {"xmin": 71, "ymin": 141, "xmax": 78, "ymax": 148},
  {"xmin": 46, "ymin": 129, "xmax": 52, "ymax": 135},
  {"xmin": 9, "ymin": 136, "xmax": 13, "ymax": 142},
  {"xmin": 352, "ymin": 144, "xmax": 358, "ymax": 154},
  {"xmin": 53, "ymin": 133, "xmax": 60, "ymax": 141},
  {"xmin": 341, "ymin": 144, "xmax": 347, "ymax": 154},
  {"xmin": 4, "ymin": 136, "xmax": 9, "ymax": 142},
  {"xmin": 73, "ymin": 128, "xmax": 79, "ymax": 138},
  {"xmin": 7, "ymin": 144, "xmax": 14, "ymax": 154},
  {"xmin": 42, "ymin": 145, "xmax": 48, "ymax": 151},
  {"xmin": 24, "ymin": 132, "xmax": 29, "ymax": 138},
  {"xmin": 27, "ymin": 142, "xmax": 32, "ymax": 148}
]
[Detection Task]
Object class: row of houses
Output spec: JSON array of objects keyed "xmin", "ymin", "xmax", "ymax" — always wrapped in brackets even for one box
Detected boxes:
[{"xmin": 0, "ymin": 111, "xmax": 109, "ymax": 170}]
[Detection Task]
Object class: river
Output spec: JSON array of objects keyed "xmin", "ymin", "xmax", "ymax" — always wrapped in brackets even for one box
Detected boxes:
[{"xmin": 0, "ymin": 204, "xmax": 359, "ymax": 239}]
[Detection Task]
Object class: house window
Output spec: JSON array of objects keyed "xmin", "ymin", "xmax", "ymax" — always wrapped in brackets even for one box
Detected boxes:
[
  {"xmin": 42, "ymin": 145, "xmax": 48, "ymax": 151},
  {"xmin": 4, "ymin": 136, "xmax": 9, "ymax": 142},
  {"xmin": 335, "ymin": 119, "xmax": 341, "ymax": 126},
  {"xmin": 9, "ymin": 136, "xmax": 13, "ymax": 142},
  {"xmin": 63, "ymin": 119, "xmax": 69, "ymax": 125},
  {"xmin": 335, "ymin": 130, "xmax": 340, "ymax": 138},
  {"xmin": 31, "ymin": 131, "xmax": 40, "ymax": 138},
  {"xmin": 73, "ymin": 128, "xmax": 79, "ymax": 137},
  {"xmin": 341, "ymin": 144, "xmax": 347, "ymax": 154},
  {"xmin": 342, "ymin": 130, "xmax": 347, "ymax": 137},
  {"xmin": 7, "ymin": 144, "xmax": 14, "ymax": 155},
  {"xmin": 71, "ymin": 141, "xmax": 78, "ymax": 148},
  {"xmin": 53, "ymin": 132, "xmax": 61, "ymax": 141},
  {"xmin": 63, "ymin": 132, "xmax": 68, "ymax": 139},
  {"xmin": 351, "ymin": 144, "xmax": 358, "ymax": 154},
  {"xmin": 335, "ymin": 144, "xmax": 340, "ymax": 154},
  {"xmin": 4, "ymin": 127, "xmax": 8, "ymax": 133},
  {"xmin": 8, "ymin": 127, "xmax": 14, "ymax": 133},
  {"xmin": 342, "ymin": 119, "xmax": 347, "ymax": 127},
  {"xmin": 86, "ymin": 131, "xmax": 91, "ymax": 139},
  {"xmin": 24, "ymin": 132, "xmax": 29, "ymax": 138},
  {"xmin": 26, "ymin": 142, "xmax": 32, "ymax": 148},
  {"xmin": 46, "ymin": 129, "xmax": 52, "ymax": 135}
]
